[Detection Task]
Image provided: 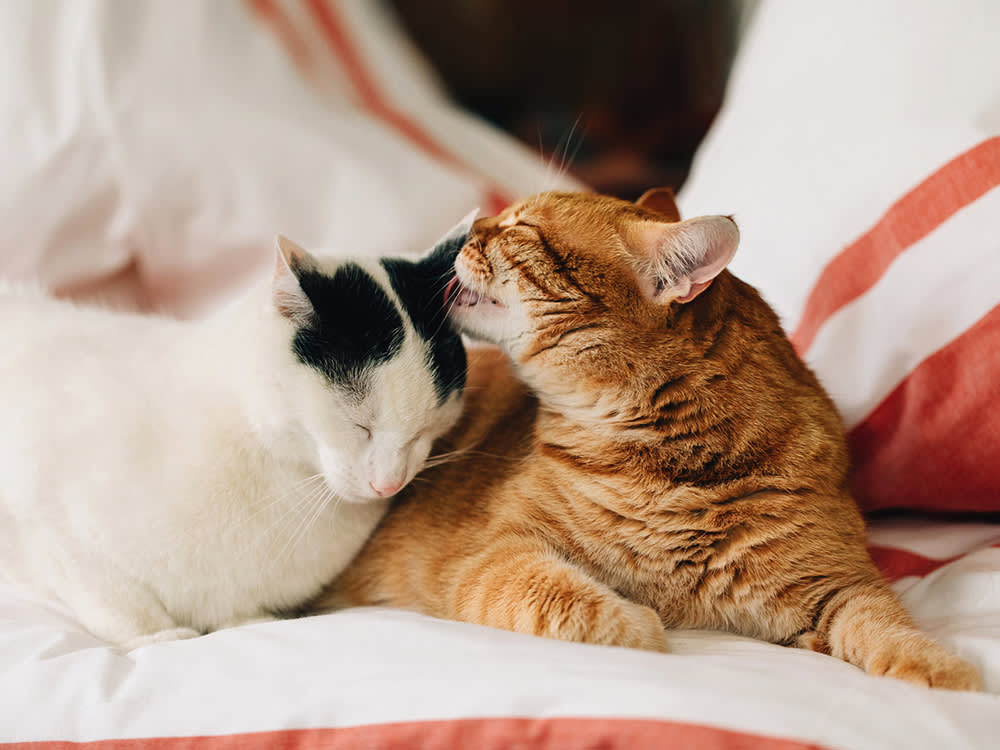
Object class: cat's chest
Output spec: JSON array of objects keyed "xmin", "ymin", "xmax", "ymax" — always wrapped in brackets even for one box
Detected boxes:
[
  {"xmin": 151, "ymin": 481, "xmax": 389, "ymax": 629},
  {"xmin": 560, "ymin": 497, "xmax": 743, "ymax": 599}
]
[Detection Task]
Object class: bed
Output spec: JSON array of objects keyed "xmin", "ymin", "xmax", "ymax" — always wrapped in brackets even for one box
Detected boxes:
[{"xmin": 2, "ymin": 1, "xmax": 998, "ymax": 748}]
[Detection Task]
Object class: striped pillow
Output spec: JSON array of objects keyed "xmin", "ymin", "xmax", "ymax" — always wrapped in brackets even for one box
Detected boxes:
[{"xmin": 679, "ymin": 1, "xmax": 1000, "ymax": 513}]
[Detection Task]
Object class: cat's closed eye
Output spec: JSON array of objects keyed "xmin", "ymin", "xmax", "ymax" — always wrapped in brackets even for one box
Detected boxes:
[{"xmin": 355, "ymin": 424, "xmax": 373, "ymax": 441}]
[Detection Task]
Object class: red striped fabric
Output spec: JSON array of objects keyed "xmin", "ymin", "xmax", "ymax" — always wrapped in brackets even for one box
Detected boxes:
[
  {"xmin": 790, "ymin": 136, "xmax": 1000, "ymax": 355},
  {"xmin": 849, "ymin": 303, "xmax": 1000, "ymax": 513},
  {"xmin": 243, "ymin": 0, "xmax": 315, "ymax": 74},
  {"xmin": 868, "ymin": 545, "xmax": 965, "ymax": 583},
  {"xmin": 0, "ymin": 718, "xmax": 828, "ymax": 750},
  {"xmin": 868, "ymin": 540, "xmax": 1000, "ymax": 582},
  {"xmin": 300, "ymin": 0, "xmax": 512, "ymax": 214}
]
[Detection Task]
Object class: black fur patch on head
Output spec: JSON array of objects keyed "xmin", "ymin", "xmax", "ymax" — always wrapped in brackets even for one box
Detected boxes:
[
  {"xmin": 381, "ymin": 233, "xmax": 467, "ymax": 403},
  {"xmin": 292, "ymin": 262, "xmax": 404, "ymax": 391}
]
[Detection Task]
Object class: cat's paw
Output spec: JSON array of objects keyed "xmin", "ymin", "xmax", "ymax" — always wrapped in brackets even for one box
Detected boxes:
[
  {"xmin": 596, "ymin": 599, "xmax": 669, "ymax": 653},
  {"xmin": 220, "ymin": 614, "xmax": 279, "ymax": 630},
  {"xmin": 123, "ymin": 626, "xmax": 200, "ymax": 651},
  {"xmin": 870, "ymin": 636, "xmax": 982, "ymax": 691}
]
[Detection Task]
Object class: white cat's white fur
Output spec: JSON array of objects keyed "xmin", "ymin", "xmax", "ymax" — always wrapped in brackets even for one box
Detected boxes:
[{"xmin": 0, "ymin": 239, "xmax": 464, "ymax": 649}]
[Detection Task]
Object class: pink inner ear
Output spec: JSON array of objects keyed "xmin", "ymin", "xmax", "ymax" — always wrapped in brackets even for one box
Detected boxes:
[
  {"xmin": 633, "ymin": 214, "xmax": 740, "ymax": 305},
  {"xmin": 675, "ymin": 279, "xmax": 714, "ymax": 303},
  {"xmin": 271, "ymin": 235, "xmax": 314, "ymax": 324},
  {"xmin": 274, "ymin": 234, "xmax": 306, "ymax": 277}
]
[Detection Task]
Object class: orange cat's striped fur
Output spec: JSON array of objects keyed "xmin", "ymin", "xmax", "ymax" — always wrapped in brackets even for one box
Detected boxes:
[{"xmin": 320, "ymin": 188, "xmax": 981, "ymax": 690}]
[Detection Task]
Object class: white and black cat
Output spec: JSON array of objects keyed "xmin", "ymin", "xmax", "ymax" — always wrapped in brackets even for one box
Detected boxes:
[{"xmin": 0, "ymin": 215, "xmax": 473, "ymax": 649}]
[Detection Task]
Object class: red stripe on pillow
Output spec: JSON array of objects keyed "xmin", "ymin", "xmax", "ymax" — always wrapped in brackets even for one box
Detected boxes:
[
  {"xmin": 867, "ymin": 545, "xmax": 964, "ymax": 583},
  {"xmin": 1, "ymin": 718, "xmax": 828, "ymax": 750},
  {"xmin": 243, "ymin": 0, "xmax": 315, "ymax": 74},
  {"xmin": 868, "ymin": 541, "xmax": 1000, "ymax": 582},
  {"xmin": 791, "ymin": 137, "xmax": 1000, "ymax": 355},
  {"xmin": 849, "ymin": 304, "xmax": 1000, "ymax": 513},
  {"xmin": 301, "ymin": 0, "xmax": 512, "ymax": 213}
]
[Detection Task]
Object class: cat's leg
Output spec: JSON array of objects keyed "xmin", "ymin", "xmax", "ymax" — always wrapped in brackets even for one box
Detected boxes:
[
  {"xmin": 64, "ymin": 588, "xmax": 200, "ymax": 650},
  {"xmin": 798, "ymin": 579, "xmax": 982, "ymax": 691},
  {"xmin": 217, "ymin": 614, "xmax": 280, "ymax": 630},
  {"xmin": 451, "ymin": 540, "xmax": 668, "ymax": 652},
  {"xmin": 121, "ymin": 626, "xmax": 202, "ymax": 650},
  {"xmin": 47, "ymin": 546, "xmax": 200, "ymax": 649}
]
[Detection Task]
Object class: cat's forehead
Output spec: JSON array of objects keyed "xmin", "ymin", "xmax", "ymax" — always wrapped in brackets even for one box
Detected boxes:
[
  {"xmin": 501, "ymin": 192, "xmax": 651, "ymax": 234},
  {"xmin": 293, "ymin": 254, "xmax": 465, "ymax": 407},
  {"xmin": 363, "ymin": 349, "xmax": 454, "ymax": 423},
  {"xmin": 494, "ymin": 192, "xmax": 650, "ymax": 259},
  {"xmin": 291, "ymin": 257, "xmax": 403, "ymax": 391}
]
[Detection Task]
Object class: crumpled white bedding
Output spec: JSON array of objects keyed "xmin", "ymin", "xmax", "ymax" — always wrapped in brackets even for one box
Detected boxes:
[
  {"xmin": 2, "ymin": 518, "xmax": 998, "ymax": 748},
  {"xmin": 0, "ymin": 1, "xmax": 997, "ymax": 748}
]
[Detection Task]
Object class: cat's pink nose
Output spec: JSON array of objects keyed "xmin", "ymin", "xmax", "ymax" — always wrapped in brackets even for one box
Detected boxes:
[{"xmin": 369, "ymin": 479, "xmax": 404, "ymax": 497}]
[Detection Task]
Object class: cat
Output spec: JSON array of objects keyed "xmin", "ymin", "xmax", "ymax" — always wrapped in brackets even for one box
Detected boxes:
[
  {"xmin": 322, "ymin": 189, "xmax": 982, "ymax": 691},
  {"xmin": 0, "ymin": 215, "xmax": 473, "ymax": 649}
]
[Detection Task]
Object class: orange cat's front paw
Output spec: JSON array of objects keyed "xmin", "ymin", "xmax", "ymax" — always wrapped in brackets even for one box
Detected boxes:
[
  {"xmin": 595, "ymin": 599, "xmax": 669, "ymax": 653},
  {"xmin": 869, "ymin": 637, "xmax": 982, "ymax": 691}
]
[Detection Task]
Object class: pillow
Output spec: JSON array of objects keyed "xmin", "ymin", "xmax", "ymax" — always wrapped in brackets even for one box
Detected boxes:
[
  {"xmin": 0, "ymin": 0, "xmax": 576, "ymax": 318},
  {"xmin": 679, "ymin": 1, "xmax": 1000, "ymax": 513}
]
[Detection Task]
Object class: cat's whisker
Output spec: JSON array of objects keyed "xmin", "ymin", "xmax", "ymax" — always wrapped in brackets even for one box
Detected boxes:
[
  {"xmin": 195, "ymin": 472, "xmax": 324, "ymax": 544},
  {"xmin": 267, "ymin": 489, "xmax": 329, "ymax": 566},
  {"xmin": 430, "ymin": 287, "xmax": 464, "ymax": 340},
  {"xmin": 424, "ymin": 447, "xmax": 521, "ymax": 467},
  {"xmin": 256, "ymin": 489, "xmax": 317, "ymax": 550},
  {"xmin": 420, "ymin": 440, "xmax": 527, "ymax": 471},
  {"xmin": 237, "ymin": 473, "xmax": 326, "ymax": 529},
  {"xmin": 427, "ymin": 447, "xmax": 468, "ymax": 460},
  {"xmin": 539, "ymin": 125, "xmax": 562, "ymax": 192},
  {"xmin": 555, "ymin": 113, "xmax": 585, "ymax": 186},
  {"xmin": 537, "ymin": 114, "xmax": 586, "ymax": 193},
  {"xmin": 277, "ymin": 484, "xmax": 336, "ymax": 566},
  {"xmin": 326, "ymin": 496, "xmax": 345, "ymax": 530},
  {"xmin": 422, "ymin": 449, "xmax": 472, "ymax": 469},
  {"xmin": 247, "ymin": 472, "xmax": 325, "ymax": 510},
  {"xmin": 280, "ymin": 491, "xmax": 326, "ymax": 559},
  {"xmin": 259, "ymin": 478, "xmax": 331, "ymax": 550},
  {"xmin": 230, "ymin": 478, "xmax": 330, "ymax": 544}
]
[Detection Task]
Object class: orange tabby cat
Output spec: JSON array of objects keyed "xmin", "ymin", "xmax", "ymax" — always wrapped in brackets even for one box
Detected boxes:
[{"xmin": 321, "ymin": 188, "xmax": 982, "ymax": 690}]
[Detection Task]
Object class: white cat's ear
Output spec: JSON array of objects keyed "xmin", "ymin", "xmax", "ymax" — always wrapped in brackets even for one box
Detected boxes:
[
  {"xmin": 630, "ymin": 215, "xmax": 739, "ymax": 305},
  {"xmin": 272, "ymin": 234, "xmax": 315, "ymax": 325},
  {"xmin": 437, "ymin": 208, "xmax": 479, "ymax": 246},
  {"xmin": 424, "ymin": 208, "xmax": 479, "ymax": 262}
]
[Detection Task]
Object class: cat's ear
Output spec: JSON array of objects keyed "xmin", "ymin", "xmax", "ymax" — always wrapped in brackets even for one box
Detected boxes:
[
  {"xmin": 440, "ymin": 208, "xmax": 479, "ymax": 245},
  {"xmin": 630, "ymin": 215, "xmax": 739, "ymax": 304},
  {"xmin": 426, "ymin": 208, "xmax": 479, "ymax": 261},
  {"xmin": 272, "ymin": 234, "xmax": 315, "ymax": 325},
  {"xmin": 635, "ymin": 187, "xmax": 681, "ymax": 223}
]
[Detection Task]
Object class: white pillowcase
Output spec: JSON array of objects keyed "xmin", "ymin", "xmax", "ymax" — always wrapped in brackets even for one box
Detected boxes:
[
  {"xmin": 679, "ymin": 0, "xmax": 1000, "ymax": 513},
  {"xmin": 0, "ymin": 0, "xmax": 575, "ymax": 317}
]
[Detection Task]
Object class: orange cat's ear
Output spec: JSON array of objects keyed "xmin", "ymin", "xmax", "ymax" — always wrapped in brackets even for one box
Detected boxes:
[
  {"xmin": 272, "ymin": 234, "xmax": 316, "ymax": 325},
  {"xmin": 635, "ymin": 187, "xmax": 681, "ymax": 222},
  {"xmin": 630, "ymin": 215, "xmax": 739, "ymax": 305}
]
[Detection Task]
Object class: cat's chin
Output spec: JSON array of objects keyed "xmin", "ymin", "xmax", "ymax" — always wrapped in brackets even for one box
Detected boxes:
[
  {"xmin": 444, "ymin": 277, "xmax": 505, "ymax": 310},
  {"xmin": 444, "ymin": 278, "xmax": 509, "ymax": 344},
  {"xmin": 340, "ymin": 494, "xmax": 393, "ymax": 506}
]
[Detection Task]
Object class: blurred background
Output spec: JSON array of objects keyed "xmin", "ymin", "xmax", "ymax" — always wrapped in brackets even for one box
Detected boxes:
[
  {"xmin": 0, "ymin": 0, "xmax": 758, "ymax": 314},
  {"xmin": 388, "ymin": 0, "xmax": 753, "ymax": 200}
]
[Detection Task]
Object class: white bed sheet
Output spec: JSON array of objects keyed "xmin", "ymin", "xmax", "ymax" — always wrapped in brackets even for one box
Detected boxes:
[{"xmin": 1, "ymin": 518, "xmax": 998, "ymax": 749}]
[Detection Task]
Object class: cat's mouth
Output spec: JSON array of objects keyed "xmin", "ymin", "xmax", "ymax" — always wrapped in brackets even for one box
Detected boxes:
[{"xmin": 444, "ymin": 277, "xmax": 505, "ymax": 310}]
